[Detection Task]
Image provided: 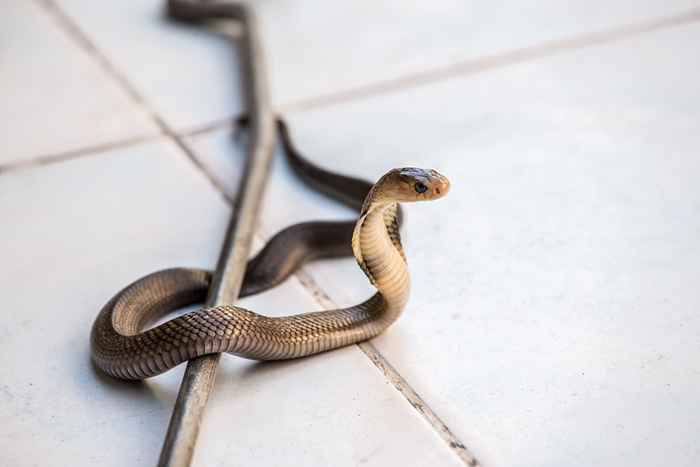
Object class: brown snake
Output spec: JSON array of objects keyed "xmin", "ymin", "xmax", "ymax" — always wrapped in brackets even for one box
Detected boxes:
[{"xmin": 91, "ymin": 119, "xmax": 450, "ymax": 379}]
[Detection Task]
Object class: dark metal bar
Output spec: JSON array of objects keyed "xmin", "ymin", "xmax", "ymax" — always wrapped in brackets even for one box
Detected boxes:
[{"xmin": 158, "ymin": 2, "xmax": 275, "ymax": 466}]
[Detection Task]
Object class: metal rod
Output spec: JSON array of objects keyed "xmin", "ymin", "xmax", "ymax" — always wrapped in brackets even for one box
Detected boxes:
[{"xmin": 158, "ymin": 2, "xmax": 275, "ymax": 466}]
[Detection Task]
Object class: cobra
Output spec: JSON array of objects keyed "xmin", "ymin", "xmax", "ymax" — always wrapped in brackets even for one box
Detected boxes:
[{"xmin": 90, "ymin": 122, "xmax": 450, "ymax": 379}]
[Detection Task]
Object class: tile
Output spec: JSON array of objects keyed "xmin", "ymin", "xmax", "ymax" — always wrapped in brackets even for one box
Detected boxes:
[
  {"xmin": 253, "ymin": 0, "xmax": 700, "ymax": 105},
  {"xmin": 57, "ymin": 0, "xmax": 698, "ymax": 128},
  {"xmin": 192, "ymin": 24, "xmax": 700, "ymax": 467},
  {"xmin": 57, "ymin": 0, "xmax": 245, "ymax": 131},
  {"xmin": 192, "ymin": 264, "xmax": 461, "ymax": 467},
  {"xmin": 0, "ymin": 140, "xmax": 227, "ymax": 466},
  {"xmin": 193, "ymin": 337, "xmax": 460, "ymax": 467},
  {"xmin": 0, "ymin": 140, "xmax": 459, "ymax": 466},
  {"xmin": 0, "ymin": 1, "xmax": 158, "ymax": 165}
]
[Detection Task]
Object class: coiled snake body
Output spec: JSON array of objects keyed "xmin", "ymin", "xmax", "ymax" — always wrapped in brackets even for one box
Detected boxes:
[{"xmin": 91, "ymin": 121, "xmax": 449, "ymax": 379}]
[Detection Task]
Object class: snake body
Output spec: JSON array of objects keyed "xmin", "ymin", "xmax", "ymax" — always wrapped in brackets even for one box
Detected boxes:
[
  {"xmin": 91, "ymin": 121, "xmax": 449, "ymax": 379},
  {"xmin": 236, "ymin": 119, "xmax": 383, "ymax": 297}
]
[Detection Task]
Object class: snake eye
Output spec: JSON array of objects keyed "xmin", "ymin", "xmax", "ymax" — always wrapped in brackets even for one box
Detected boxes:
[{"xmin": 414, "ymin": 182, "xmax": 428, "ymax": 194}]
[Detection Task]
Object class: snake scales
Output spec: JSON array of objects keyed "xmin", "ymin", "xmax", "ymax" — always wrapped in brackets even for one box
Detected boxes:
[{"xmin": 91, "ymin": 119, "xmax": 449, "ymax": 379}]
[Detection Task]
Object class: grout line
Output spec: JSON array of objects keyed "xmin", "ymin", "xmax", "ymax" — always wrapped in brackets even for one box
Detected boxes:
[
  {"xmin": 36, "ymin": 0, "xmax": 146, "ymax": 106},
  {"xmin": 356, "ymin": 341, "xmax": 479, "ymax": 466},
  {"xmin": 20, "ymin": 5, "xmax": 700, "ymax": 171},
  {"xmin": 180, "ymin": 116, "xmax": 236, "ymax": 138},
  {"xmin": 147, "ymin": 6, "xmax": 700, "ymax": 140},
  {"xmin": 278, "ymin": 7, "xmax": 700, "ymax": 113},
  {"xmin": 0, "ymin": 132, "xmax": 163, "ymax": 175},
  {"xmin": 171, "ymin": 135, "xmax": 234, "ymax": 204},
  {"xmin": 37, "ymin": 0, "xmax": 232, "ymax": 206},
  {"xmin": 292, "ymin": 269, "xmax": 480, "ymax": 466}
]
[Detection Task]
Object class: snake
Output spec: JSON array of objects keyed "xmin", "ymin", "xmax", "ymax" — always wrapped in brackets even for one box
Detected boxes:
[{"xmin": 91, "ymin": 119, "xmax": 450, "ymax": 379}]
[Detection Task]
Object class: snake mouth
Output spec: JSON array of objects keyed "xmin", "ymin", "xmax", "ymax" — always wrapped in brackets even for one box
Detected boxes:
[{"xmin": 427, "ymin": 170, "xmax": 450, "ymax": 199}]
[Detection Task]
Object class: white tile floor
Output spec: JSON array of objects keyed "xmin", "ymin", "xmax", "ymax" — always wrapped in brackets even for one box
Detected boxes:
[
  {"xmin": 2, "ymin": 1, "xmax": 700, "ymax": 466},
  {"xmin": 0, "ymin": 2, "xmax": 158, "ymax": 165}
]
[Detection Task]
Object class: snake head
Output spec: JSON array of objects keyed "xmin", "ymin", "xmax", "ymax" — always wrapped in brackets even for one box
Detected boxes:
[{"xmin": 374, "ymin": 167, "xmax": 450, "ymax": 203}]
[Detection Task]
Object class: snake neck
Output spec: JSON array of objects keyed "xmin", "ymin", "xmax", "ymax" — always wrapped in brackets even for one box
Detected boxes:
[{"xmin": 352, "ymin": 201, "xmax": 410, "ymax": 323}]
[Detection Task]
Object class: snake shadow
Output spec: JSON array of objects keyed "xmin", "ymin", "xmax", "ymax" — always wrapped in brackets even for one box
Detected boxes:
[
  {"xmin": 88, "ymin": 355, "xmax": 144, "ymax": 390},
  {"xmin": 224, "ymin": 354, "xmax": 314, "ymax": 382},
  {"xmin": 87, "ymin": 354, "xmax": 168, "ymax": 402}
]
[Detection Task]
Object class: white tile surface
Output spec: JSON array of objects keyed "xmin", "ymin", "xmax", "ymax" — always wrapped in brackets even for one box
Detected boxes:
[
  {"xmin": 194, "ymin": 344, "xmax": 460, "ymax": 467},
  {"xmin": 57, "ymin": 0, "xmax": 245, "ymax": 131},
  {"xmin": 191, "ymin": 24, "xmax": 700, "ymax": 467},
  {"xmin": 0, "ymin": 1, "xmax": 158, "ymax": 165},
  {"xmin": 0, "ymin": 141, "xmax": 226, "ymax": 466},
  {"xmin": 0, "ymin": 140, "xmax": 460, "ymax": 467},
  {"xmin": 5, "ymin": 1, "xmax": 700, "ymax": 466},
  {"xmin": 192, "ymin": 266, "xmax": 461, "ymax": 467},
  {"xmin": 55, "ymin": 0, "xmax": 699, "ymax": 128},
  {"xmin": 256, "ymin": 0, "xmax": 700, "ymax": 105}
]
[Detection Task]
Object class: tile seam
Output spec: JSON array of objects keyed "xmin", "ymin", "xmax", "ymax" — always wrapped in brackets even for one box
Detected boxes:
[
  {"xmin": 21, "ymin": 6, "xmax": 700, "ymax": 164},
  {"xmin": 36, "ymin": 0, "xmax": 230, "ymax": 205},
  {"xmin": 142, "ymin": 6, "xmax": 700, "ymax": 139},
  {"xmin": 291, "ymin": 268, "xmax": 480, "ymax": 467},
  {"xmin": 277, "ymin": 7, "xmax": 700, "ymax": 113},
  {"xmin": 0, "ymin": 132, "xmax": 163, "ymax": 175}
]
